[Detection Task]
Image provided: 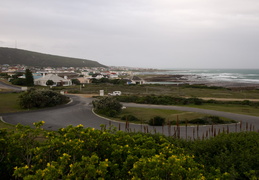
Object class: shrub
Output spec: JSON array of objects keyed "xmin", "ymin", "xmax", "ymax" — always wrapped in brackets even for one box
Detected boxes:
[
  {"xmin": 185, "ymin": 132, "xmax": 259, "ymax": 179},
  {"xmin": 210, "ymin": 116, "xmax": 225, "ymax": 124},
  {"xmin": 10, "ymin": 78, "xmax": 26, "ymax": 85},
  {"xmin": 19, "ymin": 89, "xmax": 70, "ymax": 109},
  {"xmin": 92, "ymin": 97, "xmax": 122, "ymax": 117},
  {"xmin": 148, "ymin": 116, "xmax": 165, "ymax": 126},
  {"xmin": 188, "ymin": 118, "xmax": 208, "ymax": 125},
  {"xmin": 121, "ymin": 115, "xmax": 139, "ymax": 121},
  {"xmin": 188, "ymin": 116, "xmax": 233, "ymax": 125},
  {"xmin": 116, "ymin": 95, "xmax": 204, "ymax": 105}
]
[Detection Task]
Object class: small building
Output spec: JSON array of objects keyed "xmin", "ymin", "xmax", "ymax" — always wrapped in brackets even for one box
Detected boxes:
[
  {"xmin": 129, "ymin": 76, "xmax": 145, "ymax": 85},
  {"xmin": 91, "ymin": 73, "xmax": 105, "ymax": 79},
  {"xmin": 77, "ymin": 77, "xmax": 91, "ymax": 84}
]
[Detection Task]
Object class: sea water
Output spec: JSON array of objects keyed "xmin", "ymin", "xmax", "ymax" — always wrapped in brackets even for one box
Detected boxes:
[{"xmin": 136, "ymin": 69, "xmax": 259, "ymax": 85}]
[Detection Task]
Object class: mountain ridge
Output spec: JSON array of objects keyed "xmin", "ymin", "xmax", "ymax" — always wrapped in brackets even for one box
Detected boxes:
[{"xmin": 0, "ymin": 47, "xmax": 106, "ymax": 67}]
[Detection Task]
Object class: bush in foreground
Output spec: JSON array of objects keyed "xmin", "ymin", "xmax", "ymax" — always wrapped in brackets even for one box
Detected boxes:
[
  {"xmin": 0, "ymin": 123, "xmax": 212, "ymax": 179},
  {"xmin": 1, "ymin": 122, "xmax": 258, "ymax": 179}
]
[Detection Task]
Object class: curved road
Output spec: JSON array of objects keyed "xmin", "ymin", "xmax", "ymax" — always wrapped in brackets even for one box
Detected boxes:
[
  {"xmin": 1, "ymin": 95, "xmax": 259, "ymax": 139},
  {"xmin": 0, "ymin": 80, "xmax": 22, "ymax": 91}
]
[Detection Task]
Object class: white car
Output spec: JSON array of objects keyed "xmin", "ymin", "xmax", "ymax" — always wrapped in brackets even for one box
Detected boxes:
[{"xmin": 108, "ymin": 91, "xmax": 122, "ymax": 96}]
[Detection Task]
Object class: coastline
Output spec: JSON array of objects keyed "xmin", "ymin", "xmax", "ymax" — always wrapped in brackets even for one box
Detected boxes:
[{"xmin": 140, "ymin": 74, "xmax": 259, "ymax": 89}]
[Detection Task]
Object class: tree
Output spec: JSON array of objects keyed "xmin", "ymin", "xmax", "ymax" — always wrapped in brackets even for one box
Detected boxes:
[
  {"xmin": 25, "ymin": 69, "xmax": 34, "ymax": 86},
  {"xmin": 12, "ymin": 72, "xmax": 23, "ymax": 79}
]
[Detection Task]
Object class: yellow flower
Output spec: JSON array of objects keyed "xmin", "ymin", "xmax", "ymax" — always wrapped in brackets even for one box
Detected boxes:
[
  {"xmin": 77, "ymin": 124, "xmax": 83, "ymax": 127},
  {"xmin": 63, "ymin": 153, "xmax": 69, "ymax": 156},
  {"xmin": 24, "ymin": 165, "xmax": 29, "ymax": 169}
]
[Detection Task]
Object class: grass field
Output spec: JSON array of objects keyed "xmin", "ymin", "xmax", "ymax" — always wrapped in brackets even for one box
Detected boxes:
[
  {"xmin": 67, "ymin": 84, "xmax": 259, "ymax": 99},
  {"xmin": 107, "ymin": 107, "xmax": 234, "ymax": 124},
  {"xmin": 188, "ymin": 104, "xmax": 259, "ymax": 116},
  {"xmin": 0, "ymin": 92, "xmax": 23, "ymax": 114}
]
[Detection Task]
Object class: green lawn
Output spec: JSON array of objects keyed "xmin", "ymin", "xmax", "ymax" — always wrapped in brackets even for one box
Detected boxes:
[
  {"xmin": 108, "ymin": 107, "xmax": 233, "ymax": 124},
  {"xmin": 0, "ymin": 92, "xmax": 23, "ymax": 114},
  {"xmin": 188, "ymin": 104, "xmax": 259, "ymax": 116}
]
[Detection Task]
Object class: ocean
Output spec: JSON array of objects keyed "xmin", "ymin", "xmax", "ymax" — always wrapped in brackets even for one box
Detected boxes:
[{"xmin": 136, "ymin": 69, "xmax": 259, "ymax": 85}]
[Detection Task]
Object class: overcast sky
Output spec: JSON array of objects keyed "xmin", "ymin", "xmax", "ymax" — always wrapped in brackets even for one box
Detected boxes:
[{"xmin": 1, "ymin": 0, "xmax": 259, "ymax": 69}]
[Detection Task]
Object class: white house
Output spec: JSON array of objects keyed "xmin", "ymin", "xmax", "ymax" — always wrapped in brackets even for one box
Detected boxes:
[
  {"xmin": 34, "ymin": 74, "xmax": 72, "ymax": 86},
  {"xmin": 128, "ymin": 76, "xmax": 145, "ymax": 85}
]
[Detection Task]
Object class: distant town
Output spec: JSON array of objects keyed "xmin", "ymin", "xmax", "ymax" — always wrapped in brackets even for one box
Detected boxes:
[{"xmin": 0, "ymin": 64, "xmax": 158, "ymax": 86}]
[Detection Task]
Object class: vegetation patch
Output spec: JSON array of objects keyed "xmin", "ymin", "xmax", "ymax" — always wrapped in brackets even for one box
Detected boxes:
[
  {"xmin": 0, "ymin": 92, "xmax": 23, "ymax": 113},
  {"xmin": 92, "ymin": 97, "xmax": 122, "ymax": 117},
  {"xmin": 116, "ymin": 95, "xmax": 259, "ymax": 109},
  {"xmin": 121, "ymin": 114, "xmax": 139, "ymax": 121},
  {"xmin": 0, "ymin": 122, "xmax": 258, "ymax": 179},
  {"xmin": 116, "ymin": 95, "xmax": 204, "ymax": 105},
  {"xmin": 148, "ymin": 116, "xmax": 165, "ymax": 126},
  {"xmin": 19, "ymin": 89, "xmax": 70, "ymax": 109},
  {"xmin": 110, "ymin": 107, "xmax": 236, "ymax": 125},
  {"xmin": 187, "ymin": 116, "xmax": 236, "ymax": 125}
]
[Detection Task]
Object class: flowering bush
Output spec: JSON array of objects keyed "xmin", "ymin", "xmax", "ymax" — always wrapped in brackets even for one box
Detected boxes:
[{"xmin": 1, "ymin": 122, "xmax": 258, "ymax": 179}]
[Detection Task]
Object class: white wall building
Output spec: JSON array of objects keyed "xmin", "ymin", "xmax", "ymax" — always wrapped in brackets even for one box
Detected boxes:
[{"xmin": 34, "ymin": 74, "xmax": 72, "ymax": 86}]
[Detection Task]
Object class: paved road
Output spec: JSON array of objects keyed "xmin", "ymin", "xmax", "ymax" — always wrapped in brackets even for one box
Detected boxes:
[
  {"xmin": 1, "ymin": 95, "xmax": 259, "ymax": 139},
  {"xmin": 0, "ymin": 80, "xmax": 22, "ymax": 91}
]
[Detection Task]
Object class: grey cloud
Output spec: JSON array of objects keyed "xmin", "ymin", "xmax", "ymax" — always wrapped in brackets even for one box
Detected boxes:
[{"xmin": 1, "ymin": 0, "xmax": 259, "ymax": 68}]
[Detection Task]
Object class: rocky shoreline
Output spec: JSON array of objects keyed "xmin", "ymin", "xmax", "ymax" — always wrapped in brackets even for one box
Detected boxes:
[{"xmin": 141, "ymin": 74, "xmax": 259, "ymax": 89}]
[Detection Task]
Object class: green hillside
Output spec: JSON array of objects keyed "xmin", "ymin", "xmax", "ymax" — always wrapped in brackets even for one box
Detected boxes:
[{"xmin": 0, "ymin": 47, "xmax": 106, "ymax": 67}]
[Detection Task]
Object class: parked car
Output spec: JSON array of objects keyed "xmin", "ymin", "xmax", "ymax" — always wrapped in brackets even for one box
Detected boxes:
[{"xmin": 108, "ymin": 91, "xmax": 122, "ymax": 96}]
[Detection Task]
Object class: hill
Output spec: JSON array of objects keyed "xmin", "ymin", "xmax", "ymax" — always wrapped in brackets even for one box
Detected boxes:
[{"xmin": 0, "ymin": 47, "xmax": 106, "ymax": 67}]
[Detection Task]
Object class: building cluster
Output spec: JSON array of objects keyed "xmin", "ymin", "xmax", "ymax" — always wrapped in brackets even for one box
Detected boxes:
[{"xmin": 0, "ymin": 64, "xmax": 147, "ymax": 86}]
